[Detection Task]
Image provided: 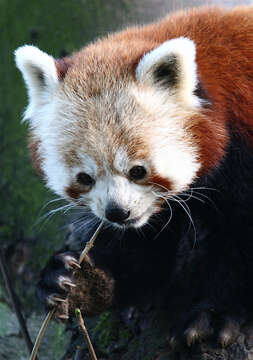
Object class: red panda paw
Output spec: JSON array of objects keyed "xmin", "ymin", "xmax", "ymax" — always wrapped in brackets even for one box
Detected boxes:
[
  {"xmin": 36, "ymin": 251, "xmax": 80, "ymax": 322},
  {"xmin": 169, "ymin": 307, "xmax": 243, "ymax": 350},
  {"xmin": 36, "ymin": 250, "xmax": 115, "ymax": 321}
]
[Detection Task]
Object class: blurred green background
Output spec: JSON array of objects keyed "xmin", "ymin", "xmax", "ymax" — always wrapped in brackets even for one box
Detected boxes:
[{"xmin": 1, "ymin": 0, "xmax": 251, "ymax": 359}]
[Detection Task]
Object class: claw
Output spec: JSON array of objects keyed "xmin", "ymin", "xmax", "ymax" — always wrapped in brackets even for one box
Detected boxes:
[
  {"xmin": 69, "ymin": 260, "xmax": 81, "ymax": 269},
  {"xmin": 52, "ymin": 296, "xmax": 67, "ymax": 303},
  {"xmin": 169, "ymin": 336, "xmax": 179, "ymax": 350},
  {"xmin": 57, "ymin": 254, "xmax": 81, "ymax": 270},
  {"xmin": 47, "ymin": 294, "xmax": 67, "ymax": 306},
  {"xmin": 219, "ymin": 332, "xmax": 231, "ymax": 347},
  {"xmin": 62, "ymin": 280, "xmax": 76, "ymax": 288},
  {"xmin": 185, "ymin": 328, "xmax": 199, "ymax": 347},
  {"xmin": 57, "ymin": 314, "xmax": 69, "ymax": 320},
  {"xmin": 58, "ymin": 275, "xmax": 76, "ymax": 290}
]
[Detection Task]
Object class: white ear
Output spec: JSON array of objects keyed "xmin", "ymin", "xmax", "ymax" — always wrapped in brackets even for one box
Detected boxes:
[
  {"xmin": 15, "ymin": 45, "xmax": 59, "ymax": 120},
  {"xmin": 136, "ymin": 37, "xmax": 198, "ymax": 106}
]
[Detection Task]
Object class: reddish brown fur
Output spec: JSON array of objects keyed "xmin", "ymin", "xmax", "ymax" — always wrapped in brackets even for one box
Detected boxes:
[
  {"xmin": 189, "ymin": 111, "xmax": 228, "ymax": 176},
  {"xmin": 65, "ymin": 184, "xmax": 83, "ymax": 200},
  {"xmin": 55, "ymin": 57, "xmax": 73, "ymax": 80},
  {"xmin": 28, "ymin": 137, "xmax": 44, "ymax": 176},
  {"xmin": 59, "ymin": 6, "xmax": 253, "ymax": 176},
  {"xmin": 149, "ymin": 175, "xmax": 173, "ymax": 192},
  {"xmin": 28, "ymin": 6, "xmax": 253, "ymax": 177}
]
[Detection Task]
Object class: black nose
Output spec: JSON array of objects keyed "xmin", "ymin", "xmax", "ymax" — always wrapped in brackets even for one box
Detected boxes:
[{"xmin": 105, "ymin": 202, "xmax": 130, "ymax": 223}]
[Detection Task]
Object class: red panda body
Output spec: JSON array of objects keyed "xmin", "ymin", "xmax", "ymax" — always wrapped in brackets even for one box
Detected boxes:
[{"xmin": 15, "ymin": 6, "xmax": 253, "ymax": 354}]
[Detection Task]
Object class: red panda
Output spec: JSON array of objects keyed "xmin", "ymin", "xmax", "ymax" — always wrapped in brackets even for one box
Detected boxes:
[{"xmin": 15, "ymin": 6, "xmax": 253, "ymax": 350}]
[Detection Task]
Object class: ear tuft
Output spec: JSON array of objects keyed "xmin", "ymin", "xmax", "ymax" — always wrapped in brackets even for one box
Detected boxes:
[
  {"xmin": 153, "ymin": 54, "xmax": 179, "ymax": 88},
  {"xmin": 15, "ymin": 45, "xmax": 59, "ymax": 119},
  {"xmin": 136, "ymin": 37, "xmax": 199, "ymax": 106},
  {"xmin": 15, "ymin": 45, "xmax": 59, "ymax": 87}
]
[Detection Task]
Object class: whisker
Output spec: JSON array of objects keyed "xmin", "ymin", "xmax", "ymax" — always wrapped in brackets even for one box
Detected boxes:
[
  {"xmin": 149, "ymin": 181, "xmax": 170, "ymax": 193},
  {"xmin": 187, "ymin": 189, "xmax": 218, "ymax": 211},
  {"xmin": 173, "ymin": 195, "xmax": 193, "ymax": 222},
  {"xmin": 74, "ymin": 215, "xmax": 99, "ymax": 234},
  {"xmin": 180, "ymin": 192, "xmax": 205, "ymax": 204},
  {"xmin": 35, "ymin": 202, "xmax": 83, "ymax": 232},
  {"xmin": 187, "ymin": 187, "xmax": 217, "ymax": 192},
  {"xmin": 152, "ymin": 191, "xmax": 173, "ymax": 240},
  {"xmin": 38, "ymin": 197, "xmax": 66, "ymax": 216},
  {"xmin": 171, "ymin": 195, "xmax": 197, "ymax": 247}
]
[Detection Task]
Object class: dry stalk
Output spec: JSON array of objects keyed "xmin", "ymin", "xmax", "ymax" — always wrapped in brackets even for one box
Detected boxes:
[
  {"xmin": 75, "ymin": 308, "xmax": 98, "ymax": 360},
  {"xmin": 30, "ymin": 308, "xmax": 55, "ymax": 360},
  {"xmin": 29, "ymin": 221, "xmax": 104, "ymax": 360}
]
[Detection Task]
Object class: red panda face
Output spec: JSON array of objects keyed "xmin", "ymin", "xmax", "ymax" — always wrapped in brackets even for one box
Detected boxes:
[{"xmin": 15, "ymin": 38, "xmax": 210, "ymax": 228}]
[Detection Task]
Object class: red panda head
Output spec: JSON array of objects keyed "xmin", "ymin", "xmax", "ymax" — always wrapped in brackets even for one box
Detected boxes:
[{"xmin": 15, "ymin": 37, "xmax": 225, "ymax": 228}]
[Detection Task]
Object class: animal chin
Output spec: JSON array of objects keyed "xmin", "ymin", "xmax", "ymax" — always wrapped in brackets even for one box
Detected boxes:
[
  {"xmin": 112, "ymin": 211, "xmax": 153, "ymax": 229},
  {"xmin": 106, "ymin": 216, "xmax": 141, "ymax": 229}
]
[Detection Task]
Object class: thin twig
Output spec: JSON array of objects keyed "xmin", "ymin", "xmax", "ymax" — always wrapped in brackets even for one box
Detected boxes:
[
  {"xmin": 79, "ymin": 221, "xmax": 104, "ymax": 264},
  {"xmin": 0, "ymin": 247, "xmax": 35, "ymax": 356},
  {"xmin": 75, "ymin": 308, "xmax": 98, "ymax": 360},
  {"xmin": 29, "ymin": 221, "xmax": 104, "ymax": 360},
  {"xmin": 30, "ymin": 308, "xmax": 55, "ymax": 360}
]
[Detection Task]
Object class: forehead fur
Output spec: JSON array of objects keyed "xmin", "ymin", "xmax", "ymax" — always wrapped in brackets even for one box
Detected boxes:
[
  {"xmin": 54, "ymin": 36, "xmax": 199, "ymax": 168},
  {"xmin": 55, "ymin": 85, "xmax": 150, "ymax": 172},
  {"xmin": 62, "ymin": 39, "xmax": 152, "ymax": 94}
]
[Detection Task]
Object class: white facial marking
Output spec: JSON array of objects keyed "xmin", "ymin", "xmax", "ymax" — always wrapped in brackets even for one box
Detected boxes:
[
  {"xmin": 75, "ymin": 154, "xmax": 97, "ymax": 178},
  {"xmin": 152, "ymin": 140, "xmax": 200, "ymax": 192},
  {"xmin": 87, "ymin": 174, "xmax": 154, "ymax": 227},
  {"xmin": 114, "ymin": 148, "xmax": 129, "ymax": 173},
  {"xmin": 131, "ymin": 84, "xmax": 201, "ymax": 193}
]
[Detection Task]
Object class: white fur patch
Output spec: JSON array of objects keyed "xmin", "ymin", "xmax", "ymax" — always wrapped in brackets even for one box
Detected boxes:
[
  {"xmin": 114, "ymin": 148, "xmax": 129, "ymax": 173},
  {"xmin": 15, "ymin": 45, "xmax": 59, "ymax": 120},
  {"xmin": 136, "ymin": 37, "xmax": 199, "ymax": 107},
  {"xmin": 152, "ymin": 141, "xmax": 200, "ymax": 192},
  {"xmin": 76, "ymin": 154, "xmax": 98, "ymax": 178},
  {"xmin": 131, "ymin": 84, "xmax": 201, "ymax": 192},
  {"xmin": 89, "ymin": 174, "xmax": 155, "ymax": 227}
]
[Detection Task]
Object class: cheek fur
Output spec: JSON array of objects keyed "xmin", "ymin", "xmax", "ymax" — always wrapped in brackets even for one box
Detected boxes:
[
  {"xmin": 148, "ymin": 174, "xmax": 173, "ymax": 192},
  {"xmin": 190, "ymin": 112, "xmax": 228, "ymax": 176},
  {"xmin": 65, "ymin": 185, "xmax": 82, "ymax": 200},
  {"xmin": 28, "ymin": 136, "xmax": 44, "ymax": 176},
  {"xmin": 65, "ymin": 183, "xmax": 90, "ymax": 200}
]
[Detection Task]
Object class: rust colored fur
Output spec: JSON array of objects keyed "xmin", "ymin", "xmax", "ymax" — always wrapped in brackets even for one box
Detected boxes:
[
  {"xmin": 28, "ymin": 136, "xmax": 44, "ymax": 176},
  {"xmin": 55, "ymin": 6, "xmax": 253, "ymax": 177},
  {"xmin": 150, "ymin": 174, "xmax": 173, "ymax": 192}
]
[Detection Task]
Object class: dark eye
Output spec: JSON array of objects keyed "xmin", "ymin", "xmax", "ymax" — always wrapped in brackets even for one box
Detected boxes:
[
  {"xmin": 76, "ymin": 172, "xmax": 95, "ymax": 186},
  {"xmin": 129, "ymin": 166, "xmax": 147, "ymax": 181}
]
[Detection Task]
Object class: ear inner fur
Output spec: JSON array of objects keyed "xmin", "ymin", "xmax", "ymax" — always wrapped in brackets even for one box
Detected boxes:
[
  {"xmin": 153, "ymin": 55, "xmax": 179, "ymax": 88},
  {"xmin": 55, "ymin": 57, "xmax": 73, "ymax": 80}
]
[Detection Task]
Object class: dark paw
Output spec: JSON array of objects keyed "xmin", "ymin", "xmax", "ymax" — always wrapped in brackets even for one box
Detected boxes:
[
  {"xmin": 36, "ymin": 251, "xmax": 80, "ymax": 321},
  {"xmin": 169, "ymin": 307, "xmax": 243, "ymax": 349}
]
